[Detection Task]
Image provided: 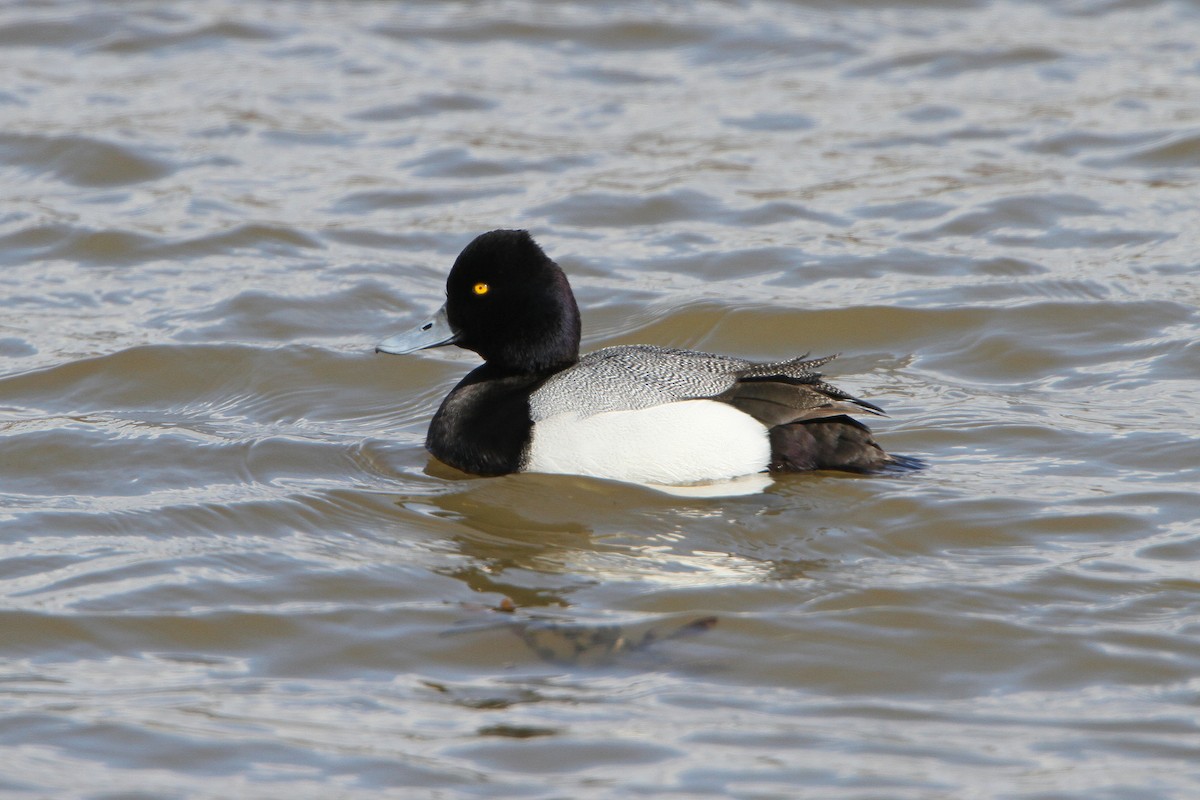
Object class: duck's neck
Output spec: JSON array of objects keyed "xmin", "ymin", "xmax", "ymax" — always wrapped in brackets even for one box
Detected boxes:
[{"xmin": 427, "ymin": 366, "xmax": 547, "ymax": 476}]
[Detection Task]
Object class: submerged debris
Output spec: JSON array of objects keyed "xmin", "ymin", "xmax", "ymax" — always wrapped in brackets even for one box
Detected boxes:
[
  {"xmin": 449, "ymin": 596, "xmax": 718, "ymax": 666},
  {"xmin": 512, "ymin": 615, "xmax": 718, "ymax": 666}
]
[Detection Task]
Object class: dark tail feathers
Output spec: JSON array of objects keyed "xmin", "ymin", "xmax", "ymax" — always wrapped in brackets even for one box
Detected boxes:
[{"xmin": 767, "ymin": 416, "xmax": 924, "ymax": 474}]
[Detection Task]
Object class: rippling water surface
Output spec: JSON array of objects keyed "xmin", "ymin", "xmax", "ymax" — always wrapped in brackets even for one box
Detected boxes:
[{"xmin": 3, "ymin": 1, "xmax": 1200, "ymax": 797}]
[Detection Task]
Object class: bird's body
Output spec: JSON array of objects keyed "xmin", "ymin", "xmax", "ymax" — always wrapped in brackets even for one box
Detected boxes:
[{"xmin": 377, "ymin": 230, "xmax": 919, "ymax": 485}]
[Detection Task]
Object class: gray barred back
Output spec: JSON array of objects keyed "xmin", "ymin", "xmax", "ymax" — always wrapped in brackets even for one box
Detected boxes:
[{"xmin": 528, "ymin": 344, "xmax": 865, "ymax": 422}]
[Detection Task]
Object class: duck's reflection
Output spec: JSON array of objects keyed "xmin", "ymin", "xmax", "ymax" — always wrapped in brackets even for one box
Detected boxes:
[{"xmin": 397, "ymin": 470, "xmax": 828, "ymax": 665}]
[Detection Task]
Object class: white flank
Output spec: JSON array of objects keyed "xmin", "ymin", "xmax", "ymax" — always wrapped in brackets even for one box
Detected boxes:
[{"xmin": 524, "ymin": 400, "xmax": 770, "ymax": 485}]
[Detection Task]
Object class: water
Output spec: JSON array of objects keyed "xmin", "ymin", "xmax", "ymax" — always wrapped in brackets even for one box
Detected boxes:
[{"xmin": 2, "ymin": 1, "xmax": 1199, "ymax": 797}]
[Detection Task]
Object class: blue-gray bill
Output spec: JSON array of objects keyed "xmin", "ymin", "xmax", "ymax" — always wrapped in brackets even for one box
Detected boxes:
[{"xmin": 375, "ymin": 304, "xmax": 457, "ymax": 354}]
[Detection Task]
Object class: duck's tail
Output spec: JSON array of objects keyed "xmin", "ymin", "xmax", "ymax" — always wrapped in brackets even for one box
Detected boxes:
[{"xmin": 767, "ymin": 416, "xmax": 924, "ymax": 474}]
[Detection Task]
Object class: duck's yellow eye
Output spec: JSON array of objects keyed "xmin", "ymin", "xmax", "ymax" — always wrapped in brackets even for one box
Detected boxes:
[{"xmin": 473, "ymin": 282, "xmax": 489, "ymax": 296}]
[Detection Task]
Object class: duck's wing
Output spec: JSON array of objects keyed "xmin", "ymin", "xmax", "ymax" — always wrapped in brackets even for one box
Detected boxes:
[
  {"xmin": 723, "ymin": 355, "xmax": 886, "ymax": 428},
  {"xmin": 529, "ymin": 345, "xmax": 884, "ymax": 425}
]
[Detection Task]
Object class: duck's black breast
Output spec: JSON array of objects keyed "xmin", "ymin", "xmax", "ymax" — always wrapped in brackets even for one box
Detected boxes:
[{"xmin": 426, "ymin": 365, "xmax": 546, "ymax": 476}]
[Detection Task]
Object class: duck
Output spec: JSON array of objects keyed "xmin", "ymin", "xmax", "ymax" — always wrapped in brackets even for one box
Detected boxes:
[{"xmin": 376, "ymin": 229, "xmax": 920, "ymax": 486}]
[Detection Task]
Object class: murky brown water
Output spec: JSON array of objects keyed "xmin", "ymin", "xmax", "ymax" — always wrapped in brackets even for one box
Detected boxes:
[{"xmin": 3, "ymin": 1, "xmax": 1200, "ymax": 797}]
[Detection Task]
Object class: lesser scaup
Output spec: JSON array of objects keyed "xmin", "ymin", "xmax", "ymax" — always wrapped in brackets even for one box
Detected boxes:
[{"xmin": 377, "ymin": 229, "xmax": 920, "ymax": 485}]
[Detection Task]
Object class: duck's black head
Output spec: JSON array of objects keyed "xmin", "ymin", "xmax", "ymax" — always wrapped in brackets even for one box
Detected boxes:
[{"xmin": 443, "ymin": 230, "xmax": 581, "ymax": 375}]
